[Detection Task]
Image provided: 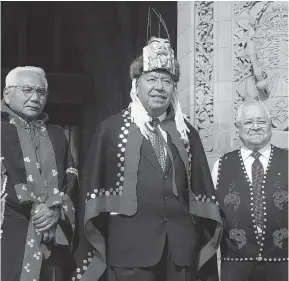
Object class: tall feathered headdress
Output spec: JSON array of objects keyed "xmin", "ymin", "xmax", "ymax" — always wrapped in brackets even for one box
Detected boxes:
[
  {"xmin": 130, "ymin": 7, "xmax": 179, "ymax": 82},
  {"xmin": 129, "ymin": 7, "xmax": 189, "ymax": 142}
]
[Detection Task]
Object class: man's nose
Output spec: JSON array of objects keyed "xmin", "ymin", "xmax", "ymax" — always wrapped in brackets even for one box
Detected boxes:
[
  {"xmin": 251, "ymin": 122, "xmax": 261, "ymax": 130},
  {"xmin": 154, "ymin": 79, "xmax": 164, "ymax": 91},
  {"xmin": 29, "ymin": 92, "xmax": 40, "ymax": 102}
]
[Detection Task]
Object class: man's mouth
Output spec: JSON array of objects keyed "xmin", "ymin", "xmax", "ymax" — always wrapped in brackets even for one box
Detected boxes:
[
  {"xmin": 249, "ymin": 132, "xmax": 263, "ymax": 136},
  {"xmin": 26, "ymin": 106, "xmax": 40, "ymax": 110},
  {"xmin": 151, "ymin": 95, "xmax": 166, "ymax": 100}
]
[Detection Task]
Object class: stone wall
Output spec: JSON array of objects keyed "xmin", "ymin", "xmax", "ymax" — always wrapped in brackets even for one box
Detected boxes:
[{"xmin": 177, "ymin": 1, "xmax": 288, "ymax": 169}]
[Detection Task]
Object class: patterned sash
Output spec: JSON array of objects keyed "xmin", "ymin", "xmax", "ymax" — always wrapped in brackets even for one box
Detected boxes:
[{"xmin": 12, "ymin": 123, "xmax": 75, "ymax": 281}]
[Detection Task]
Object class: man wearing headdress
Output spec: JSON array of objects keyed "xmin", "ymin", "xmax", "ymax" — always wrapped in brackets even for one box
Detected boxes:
[
  {"xmin": 72, "ymin": 34, "xmax": 222, "ymax": 281},
  {"xmin": 1, "ymin": 66, "xmax": 79, "ymax": 281}
]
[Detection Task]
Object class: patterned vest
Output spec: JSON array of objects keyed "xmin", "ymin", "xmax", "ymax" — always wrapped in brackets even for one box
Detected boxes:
[{"xmin": 216, "ymin": 145, "xmax": 288, "ymax": 263}]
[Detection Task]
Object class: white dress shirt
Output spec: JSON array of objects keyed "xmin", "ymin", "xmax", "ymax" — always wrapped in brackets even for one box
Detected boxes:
[{"xmin": 211, "ymin": 143, "xmax": 271, "ymax": 188}]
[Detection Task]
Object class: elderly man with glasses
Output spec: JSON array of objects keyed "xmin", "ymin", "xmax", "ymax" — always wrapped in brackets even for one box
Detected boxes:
[
  {"xmin": 211, "ymin": 101, "xmax": 288, "ymax": 281},
  {"xmin": 1, "ymin": 66, "xmax": 79, "ymax": 281}
]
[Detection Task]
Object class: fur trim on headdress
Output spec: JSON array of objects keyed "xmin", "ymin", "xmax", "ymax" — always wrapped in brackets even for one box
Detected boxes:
[{"xmin": 129, "ymin": 55, "xmax": 180, "ymax": 82}]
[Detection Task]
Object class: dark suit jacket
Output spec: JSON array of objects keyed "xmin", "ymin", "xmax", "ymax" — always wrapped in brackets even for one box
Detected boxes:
[
  {"xmin": 72, "ymin": 109, "xmax": 221, "ymax": 281},
  {"xmin": 107, "ymin": 134, "xmax": 200, "ymax": 268}
]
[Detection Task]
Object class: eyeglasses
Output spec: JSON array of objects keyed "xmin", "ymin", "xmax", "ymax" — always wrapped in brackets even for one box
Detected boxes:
[
  {"xmin": 7, "ymin": 86, "xmax": 48, "ymax": 99},
  {"xmin": 238, "ymin": 119, "xmax": 270, "ymax": 129},
  {"xmin": 145, "ymin": 77, "xmax": 173, "ymax": 87}
]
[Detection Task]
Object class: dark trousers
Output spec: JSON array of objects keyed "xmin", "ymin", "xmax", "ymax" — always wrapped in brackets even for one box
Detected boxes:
[
  {"xmin": 40, "ymin": 245, "xmax": 76, "ymax": 281},
  {"xmin": 221, "ymin": 261, "xmax": 288, "ymax": 281},
  {"xmin": 107, "ymin": 239, "xmax": 196, "ymax": 281}
]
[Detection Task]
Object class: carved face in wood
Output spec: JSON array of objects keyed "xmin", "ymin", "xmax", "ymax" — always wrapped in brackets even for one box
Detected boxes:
[
  {"xmin": 4, "ymin": 71, "xmax": 47, "ymax": 121},
  {"xmin": 143, "ymin": 37, "xmax": 175, "ymax": 76}
]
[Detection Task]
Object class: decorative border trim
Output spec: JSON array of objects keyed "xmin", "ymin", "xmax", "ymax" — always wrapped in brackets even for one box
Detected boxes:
[
  {"xmin": 0, "ymin": 174, "xmax": 8, "ymax": 239},
  {"xmin": 215, "ymin": 154, "xmax": 224, "ymax": 191},
  {"xmin": 85, "ymin": 110, "xmax": 131, "ymax": 201},
  {"xmin": 222, "ymin": 256, "xmax": 288, "ymax": 262},
  {"xmin": 66, "ymin": 167, "xmax": 79, "ymax": 178},
  {"xmin": 72, "ymin": 250, "xmax": 97, "ymax": 281}
]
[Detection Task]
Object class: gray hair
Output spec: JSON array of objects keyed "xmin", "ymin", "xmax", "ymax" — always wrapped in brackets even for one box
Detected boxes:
[
  {"xmin": 5, "ymin": 66, "xmax": 48, "ymax": 90},
  {"xmin": 236, "ymin": 101, "xmax": 271, "ymax": 123}
]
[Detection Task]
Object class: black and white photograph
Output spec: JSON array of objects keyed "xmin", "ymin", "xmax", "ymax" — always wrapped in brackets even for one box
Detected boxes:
[{"xmin": 1, "ymin": 1, "xmax": 288, "ymax": 281}]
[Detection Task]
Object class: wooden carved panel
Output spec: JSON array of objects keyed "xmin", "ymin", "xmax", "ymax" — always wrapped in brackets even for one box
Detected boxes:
[{"xmin": 233, "ymin": 2, "xmax": 288, "ymax": 131}]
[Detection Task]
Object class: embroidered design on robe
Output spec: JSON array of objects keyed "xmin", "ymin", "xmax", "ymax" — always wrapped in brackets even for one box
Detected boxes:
[
  {"xmin": 224, "ymin": 191, "xmax": 241, "ymax": 211},
  {"xmin": 0, "ymin": 164, "xmax": 8, "ymax": 239},
  {"xmin": 273, "ymin": 190, "xmax": 288, "ymax": 210},
  {"xmin": 273, "ymin": 182, "xmax": 288, "ymax": 211},
  {"xmin": 229, "ymin": 228, "xmax": 247, "ymax": 249},
  {"xmin": 6, "ymin": 112, "xmax": 75, "ymax": 281},
  {"xmin": 273, "ymin": 228, "xmax": 288, "ymax": 249}
]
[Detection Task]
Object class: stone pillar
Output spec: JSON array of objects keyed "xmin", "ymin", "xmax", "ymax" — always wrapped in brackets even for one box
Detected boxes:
[
  {"xmin": 177, "ymin": 2, "xmax": 196, "ymax": 123},
  {"xmin": 212, "ymin": 1, "xmax": 236, "ymax": 162}
]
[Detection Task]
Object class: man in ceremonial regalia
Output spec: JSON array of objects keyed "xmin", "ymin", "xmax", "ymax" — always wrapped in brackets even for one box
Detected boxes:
[
  {"xmin": 212, "ymin": 101, "xmax": 288, "ymax": 281},
  {"xmin": 1, "ymin": 66, "xmax": 79, "ymax": 281},
  {"xmin": 72, "ymin": 11, "xmax": 222, "ymax": 281}
]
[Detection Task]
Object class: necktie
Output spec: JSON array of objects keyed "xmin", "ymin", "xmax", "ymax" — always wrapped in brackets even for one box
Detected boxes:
[
  {"xmin": 251, "ymin": 151, "xmax": 264, "ymax": 232},
  {"xmin": 148, "ymin": 117, "xmax": 167, "ymax": 171}
]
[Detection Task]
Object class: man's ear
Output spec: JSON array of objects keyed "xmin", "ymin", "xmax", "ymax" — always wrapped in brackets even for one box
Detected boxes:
[{"xmin": 3, "ymin": 88, "xmax": 10, "ymax": 104}]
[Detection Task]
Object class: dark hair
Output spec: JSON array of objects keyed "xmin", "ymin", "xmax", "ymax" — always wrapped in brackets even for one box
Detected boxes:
[{"xmin": 129, "ymin": 55, "xmax": 180, "ymax": 82}]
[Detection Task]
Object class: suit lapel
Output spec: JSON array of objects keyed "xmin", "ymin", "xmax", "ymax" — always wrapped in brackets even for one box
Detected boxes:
[
  {"xmin": 163, "ymin": 134, "xmax": 178, "ymax": 175},
  {"xmin": 141, "ymin": 137, "xmax": 163, "ymax": 173},
  {"xmin": 162, "ymin": 120, "xmax": 190, "ymax": 179},
  {"xmin": 140, "ymin": 129, "xmax": 179, "ymax": 175}
]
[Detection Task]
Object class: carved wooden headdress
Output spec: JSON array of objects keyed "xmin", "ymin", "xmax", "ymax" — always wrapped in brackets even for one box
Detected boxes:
[{"xmin": 130, "ymin": 7, "xmax": 179, "ymax": 82}]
